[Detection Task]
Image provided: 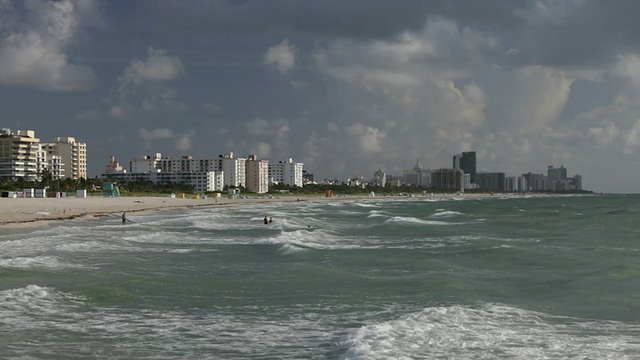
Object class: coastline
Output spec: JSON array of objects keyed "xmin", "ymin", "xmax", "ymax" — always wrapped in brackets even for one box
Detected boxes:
[
  {"xmin": 0, "ymin": 195, "xmax": 319, "ymax": 229},
  {"xmin": 0, "ymin": 192, "xmax": 560, "ymax": 229}
]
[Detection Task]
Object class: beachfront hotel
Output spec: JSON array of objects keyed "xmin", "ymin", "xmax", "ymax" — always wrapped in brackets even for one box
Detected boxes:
[
  {"xmin": 0, "ymin": 129, "xmax": 86, "ymax": 181},
  {"xmin": 41, "ymin": 137, "xmax": 87, "ymax": 180},
  {"xmin": 245, "ymin": 155, "xmax": 269, "ymax": 194},
  {"xmin": 0, "ymin": 129, "xmax": 40, "ymax": 180},
  {"xmin": 268, "ymin": 158, "xmax": 304, "ymax": 187},
  {"xmin": 103, "ymin": 152, "xmax": 305, "ymax": 193}
]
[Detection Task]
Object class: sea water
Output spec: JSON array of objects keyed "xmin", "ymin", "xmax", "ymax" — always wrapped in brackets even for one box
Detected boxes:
[{"xmin": 2, "ymin": 194, "xmax": 640, "ymax": 359}]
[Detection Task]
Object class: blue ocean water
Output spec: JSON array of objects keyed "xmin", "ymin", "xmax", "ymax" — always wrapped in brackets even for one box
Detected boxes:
[{"xmin": 2, "ymin": 194, "xmax": 640, "ymax": 359}]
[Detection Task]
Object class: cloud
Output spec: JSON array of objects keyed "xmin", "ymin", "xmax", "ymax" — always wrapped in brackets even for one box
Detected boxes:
[
  {"xmin": 588, "ymin": 120, "xmax": 620, "ymax": 147},
  {"xmin": 248, "ymin": 142, "xmax": 272, "ymax": 158},
  {"xmin": 175, "ymin": 131, "xmax": 195, "ymax": 151},
  {"xmin": 111, "ymin": 48, "xmax": 185, "ymax": 118},
  {"xmin": 139, "ymin": 127, "xmax": 174, "ymax": 141},
  {"xmin": 245, "ymin": 117, "xmax": 291, "ymax": 153},
  {"xmin": 500, "ymin": 66, "xmax": 574, "ymax": 135},
  {"xmin": 245, "ymin": 117, "xmax": 272, "ymax": 136},
  {"xmin": 623, "ymin": 119, "xmax": 640, "ymax": 154},
  {"xmin": 120, "ymin": 48, "xmax": 184, "ymax": 87},
  {"xmin": 0, "ymin": 0, "xmax": 98, "ymax": 91},
  {"xmin": 346, "ymin": 123, "xmax": 387, "ymax": 153},
  {"xmin": 613, "ymin": 54, "xmax": 640, "ymax": 85},
  {"xmin": 138, "ymin": 127, "xmax": 194, "ymax": 151},
  {"xmin": 264, "ymin": 39, "xmax": 297, "ymax": 74}
]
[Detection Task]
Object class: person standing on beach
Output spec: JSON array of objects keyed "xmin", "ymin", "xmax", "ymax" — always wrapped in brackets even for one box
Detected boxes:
[{"xmin": 122, "ymin": 212, "xmax": 126, "ymax": 224}]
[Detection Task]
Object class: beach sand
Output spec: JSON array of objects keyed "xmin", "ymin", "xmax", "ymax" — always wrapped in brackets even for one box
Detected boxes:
[
  {"xmin": 0, "ymin": 195, "xmax": 320, "ymax": 229},
  {"xmin": 0, "ymin": 192, "xmax": 517, "ymax": 229}
]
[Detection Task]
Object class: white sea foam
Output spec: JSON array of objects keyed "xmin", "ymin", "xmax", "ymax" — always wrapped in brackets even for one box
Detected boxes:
[
  {"xmin": 429, "ymin": 210, "xmax": 463, "ymax": 218},
  {"xmin": 342, "ymin": 304, "xmax": 640, "ymax": 359},
  {"xmin": 0, "ymin": 255, "xmax": 82, "ymax": 270},
  {"xmin": 386, "ymin": 216, "xmax": 461, "ymax": 226},
  {"xmin": 352, "ymin": 203, "xmax": 378, "ymax": 208}
]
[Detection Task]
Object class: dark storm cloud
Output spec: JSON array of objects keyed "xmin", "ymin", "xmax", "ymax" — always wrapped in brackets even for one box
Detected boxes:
[
  {"xmin": 505, "ymin": 1, "xmax": 640, "ymax": 69},
  {"xmin": 6, "ymin": 0, "xmax": 640, "ymax": 193}
]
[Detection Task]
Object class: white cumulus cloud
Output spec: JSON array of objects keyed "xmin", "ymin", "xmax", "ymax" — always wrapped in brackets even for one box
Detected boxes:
[
  {"xmin": 0, "ymin": 0, "xmax": 98, "ymax": 91},
  {"xmin": 112, "ymin": 48, "xmax": 185, "ymax": 118},
  {"xmin": 264, "ymin": 39, "xmax": 298, "ymax": 74},
  {"xmin": 588, "ymin": 120, "xmax": 620, "ymax": 147}
]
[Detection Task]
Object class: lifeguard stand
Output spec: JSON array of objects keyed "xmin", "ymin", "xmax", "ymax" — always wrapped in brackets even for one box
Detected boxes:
[{"xmin": 103, "ymin": 182, "xmax": 120, "ymax": 197}]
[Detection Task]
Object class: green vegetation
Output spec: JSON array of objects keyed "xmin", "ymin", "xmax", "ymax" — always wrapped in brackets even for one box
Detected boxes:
[{"xmin": 0, "ymin": 175, "xmax": 195, "ymax": 196}]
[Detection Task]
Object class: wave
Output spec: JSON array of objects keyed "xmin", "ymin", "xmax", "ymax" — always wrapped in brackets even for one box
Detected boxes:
[
  {"xmin": 0, "ymin": 255, "xmax": 83, "ymax": 270},
  {"xmin": 385, "ymin": 216, "xmax": 461, "ymax": 226},
  {"xmin": 342, "ymin": 303, "xmax": 640, "ymax": 359},
  {"xmin": 429, "ymin": 210, "xmax": 463, "ymax": 218}
]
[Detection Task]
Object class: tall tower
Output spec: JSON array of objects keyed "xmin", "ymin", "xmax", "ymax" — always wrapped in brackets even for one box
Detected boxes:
[{"xmin": 453, "ymin": 151, "xmax": 476, "ymax": 183}]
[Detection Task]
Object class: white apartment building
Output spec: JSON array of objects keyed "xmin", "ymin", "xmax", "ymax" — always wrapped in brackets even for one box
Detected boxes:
[
  {"xmin": 505, "ymin": 176, "xmax": 527, "ymax": 192},
  {"xmin": 130, "ymin": 153, "xmax": 162, "ymax": 173},
  {"xmin": 42, "ymin": 137, "xmax": 87, "ymax": 180},
  {"xmin": 402, "ymin": 159, "xmax": 432, "ymax": 187},
  {"xmin": 245, "ymin": 154, "xmax": 269, "ymax": 193},
  {"xmin": 105, "ymin": 171, "xmax": 224, "ymax": 193},
  {"xmin": 220, "ymin": 152, "xmax": 246, "ymax": 188},
  {"xmin": 48, "ymin": 155, "xmax": 65, "ymax": 180},
  {"xmin": 0, "ymin": 129, "xmax": 41, "ymax": 180},
  {"xmin": 130, "ymin": 152, "xmax": 247, "ymax": 189},
  {"xmin": 268, "ymin": 158, "xmax": 304, "ymax": 187}
]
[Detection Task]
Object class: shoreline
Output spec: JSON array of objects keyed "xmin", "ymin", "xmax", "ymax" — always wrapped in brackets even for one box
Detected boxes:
[
  {"xmin": 0, "ymin": 192, "xmax": 570, "ymax": 229},
  {"xmin": 0, "ymin": 195, "xmax": 315, "ymax": 229}
]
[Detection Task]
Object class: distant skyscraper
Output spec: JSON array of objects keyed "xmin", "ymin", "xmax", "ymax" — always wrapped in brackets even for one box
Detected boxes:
[
  {"xmin": 453, "ymin": 151, "xmax": 476, "ymax": 183},
  {"xmin": 547, "ymin": 165, "xmax": 567, "ymax": 181},
  {"xmin": 402, "ymin": 159, "xmax": 431, "ymax": 187},
  {"xmin": 432, "ymin": 168, "xmax": 465, "ymax": 192},
  {"xmin": 373, "ymin": 168, "xmax": 386, "ymax": 187}
]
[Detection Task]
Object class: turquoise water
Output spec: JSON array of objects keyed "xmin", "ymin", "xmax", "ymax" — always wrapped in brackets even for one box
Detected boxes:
[{"xmin": 2, "ymin": 194, "xmax": 640, "ymax": 359}]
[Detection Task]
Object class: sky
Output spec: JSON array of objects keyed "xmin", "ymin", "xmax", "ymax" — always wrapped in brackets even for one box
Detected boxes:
[{"xmin": 3, "ymin": 0, "xmax": 640, "ymax": 192}]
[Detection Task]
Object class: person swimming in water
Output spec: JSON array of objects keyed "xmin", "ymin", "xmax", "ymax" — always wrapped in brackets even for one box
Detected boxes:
[
  {"xmin": 264, "ymin": 216, "xmax": 268, "ymax": 224},
  {"xmin": 269, "ymin": 217, "xmax": 273, "ymax": 224}
]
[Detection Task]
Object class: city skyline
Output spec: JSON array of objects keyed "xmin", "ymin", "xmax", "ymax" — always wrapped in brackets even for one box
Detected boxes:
[{"xmin": 3, "ymin": 1, "xmax": 640, "ymax": 192}]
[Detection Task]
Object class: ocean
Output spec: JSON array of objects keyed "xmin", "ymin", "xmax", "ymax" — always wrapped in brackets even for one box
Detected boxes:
[{"xmin": 2, "ymin": 194, "xmax": 640, "ymax": 359}]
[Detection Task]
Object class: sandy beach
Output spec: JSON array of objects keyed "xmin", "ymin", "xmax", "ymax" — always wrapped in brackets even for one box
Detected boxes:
[
  {"xmin": 0, "ymin": 195, "xmax": 323, "ymax": 228},
  {"xmin": 0, "ymin": 192, "xmax": 528, "ymax": 229}
]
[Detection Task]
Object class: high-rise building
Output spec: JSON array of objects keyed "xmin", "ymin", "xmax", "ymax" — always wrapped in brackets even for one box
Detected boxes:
[
  {"xmin": 220, "ymin": 152, "xmax": 247, "ymax": 188},
  {"xmin": 269, "ymin": 158, "xmax": 304, "ymax": 187},
  {"xmin": 522, "ymin": 172, "xmax": 547, "ymax": 191},
  {"xmin": 476, "ymin": 172, "xmax": 506, "ymax": 192},
  {"xmin": 431, "ymin": 168, "xmax": 464, "ymax": 192},
  {"xmin": 402, "ymin": 158, "xmax": 431, "ymax": 187},
  {"xmin": 42, "ymin": 137, "xmax": 87, "ymax": 180},
  {"xmin": 372, "ymin": 168, "xmax": 387, "ymax": 187},
  {"xmin": 302, "ymin": 170, "xmax": 314, "ymax": 184},
  {"xmin": 453, "ymin": 151, "xmax": 477, "ymax": 183},
  {"xmin": 0, "ymin": 129, "xmax": 41, "ymax": 181},
  {"xmin": 105, "ymin": 155, "xmax": 124, "ymax": 174},
  {"xmin": 505, "ymin": 176, "xmax": 527, "ymax": 192},
  {"xmin": 547, "ymin": 165, "xmax": 567, "ymax": 181},
  {"xmin": 245, "ymin": 154, "xmax": 269, "ymax": 193}
]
